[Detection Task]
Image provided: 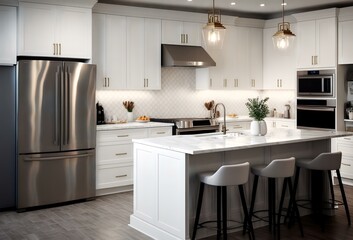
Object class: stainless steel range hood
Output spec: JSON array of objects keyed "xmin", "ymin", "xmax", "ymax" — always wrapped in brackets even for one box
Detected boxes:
[{"xmin": 162, "ymin": 44, "xmax": 216, "ymax": 67}]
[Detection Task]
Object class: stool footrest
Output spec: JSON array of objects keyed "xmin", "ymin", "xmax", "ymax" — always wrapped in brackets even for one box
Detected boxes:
[
  {"xmin": 197, "ymin": 219, "xmax": 245, "ymax": 231},
  {"xmin": 296, "ymin": 199, "xmax": 345, "ymax": 210}
]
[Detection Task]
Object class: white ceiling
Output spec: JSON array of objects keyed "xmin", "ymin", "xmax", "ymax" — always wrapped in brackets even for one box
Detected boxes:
[{"xmin": 98, "ymin": 0, "xmax": 353, "ymax": 19}]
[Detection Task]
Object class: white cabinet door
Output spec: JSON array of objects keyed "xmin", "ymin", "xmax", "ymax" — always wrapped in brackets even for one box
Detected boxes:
[
  {"xmin": 144, "ymin": 18, "xmax": 161, "ymax": 90},
  {"xmin": 249, "ymin": 28, "xmax": 263, "ymax": 90},
  {"xmin": 234, "ymin": 27, "xmax": 250, "ymax": 89},
  {"xmin": 93, "ymin": 14, "xmax": 127, "ymax": 90},
  {"xmin": 162, "ymin": 20, "xmax": 201, "ymax": 46},
  {"xmin": 0, "ymin": 6, "xmax": 16, "ymax": 65},
  {"xmin": 127, "ymin": 17, "xmax": 145, "ymax": 89},
  {"xmin": 56, "ymin": 6, "xmax": 91, "ymax": 59},
  {"xmin": 18, "ymin": 2, "xmax": 56, "ymax": 57},
  {"xmin": 183, "ymin": 21, "xmax": 202, "ymax": 46},
  {"xmin": 296, "ymin": 18, "xmax": 336, "ymax": 69},
  {"xmin": 263, "ymin": 27, "xmax": 296, "ymax": 90},
  {"xmin": 127, "ymin": 17, "xmax": 161, "ymax": 90},
  {"xmin": 18, "ymin": 2, "xmax": 91, "ymax": 59},
  {"xmin": 339, "ymin": 20, "xmax": 353, "ymax": 64}
]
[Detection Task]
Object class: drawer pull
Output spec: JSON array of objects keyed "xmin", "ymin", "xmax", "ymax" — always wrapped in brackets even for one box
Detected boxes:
[
  {"xmin": 232, "ymin": 126, "xmax": 242, "ymax": 129},
  {"xmin": 115, "ymin": 174, "xmax": 127, "ymax": 178},
  {"xmin": 342, "ymin": 163, "xmax": 351, "ymax": 167},
  {"xmin": 117, "ymin": 135, "xmax": 129, "ymax": 138},
  {"xmin": 115, "ymin": 153, "xmax": 127, "ymax": 156},
  {"xmin": 156, "ymin": 132, "xmax": 166, "ymax": 134},
  {"xmin": 343, "ymin": 138, "xmax": 351, "ymax": 140},
  {"xmin": 281, "ymin": 125, "xmax": 288, "ymax": 127}
]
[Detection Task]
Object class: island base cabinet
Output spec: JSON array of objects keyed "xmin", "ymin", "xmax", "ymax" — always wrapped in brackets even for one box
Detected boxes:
[{"xmin": 131, "ymin": 143, "xmax": 187, "ymax": 240}]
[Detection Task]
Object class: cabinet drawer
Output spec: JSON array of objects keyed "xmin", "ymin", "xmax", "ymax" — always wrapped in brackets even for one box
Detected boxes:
[
  {"xmin": 97, "ymin": 143, "xmax": 132, "ymax": 165},
  {"xmin": 149, "ymin": 127, "xmax": 172, "ymax": 137},
  {"xmin": 97, "ymin": 129, "xmax": 148, "ymax": 143},
  {"xmin": 341, "ymin": 155, "xmax": 353, "ymax": 179},
  {"xmin": 337, "ymin": 136, "xmax": 353, "ymax": 146},
  {"xmin": 226, "ymin": 122, "xmax": 250, "ymax": 131},
  {"xmin": 97, "ymin": 164, "xmax": 133, "ymax": 189},
  {"xmin": 276, "ymin": 120, "xmax": 295, "ymax": 129}
]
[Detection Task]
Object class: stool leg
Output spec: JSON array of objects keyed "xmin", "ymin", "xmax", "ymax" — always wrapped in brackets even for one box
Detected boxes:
[
  {"xmin": 239, "ymin": 185, "xmax": 255, "ymax": 240},
  {"xmin": 328, "ymin": 170, "xmax": 335, "ymax": 209},
  {"xmin": 285, "ymin": 166, "xmax": 300, "ymax": 225},
  {"xmin": 245, "ymin": 175, "xmax": 259, "ymax": 235},
  {"xmin": 288, "ymin": 178, "xmax": 304, "ymax": 237},
  {"xmin": 268, "ymin": 178, "xmax": 276, "ymax": 233},
  {"xmin": 336, "ymin": 170, "xmax": 351, "ymax": 226},
  {"xmin": 222, "ymin": 186, "xmax": 227, "ymax": 240},
  {"xmin": 277, "ymin": 178, "xmax": 288, "ymax": 240},
  {"xmin": 192, "ymin": 182, "xmax": 205, "ymax": 240},
  {"xmin": 217, "ymin": 186, "xmax": 221, "ymax": 239}
]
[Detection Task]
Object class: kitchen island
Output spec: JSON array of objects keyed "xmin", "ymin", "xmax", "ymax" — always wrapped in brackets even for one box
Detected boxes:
[{"xmin": 129, "ymin": 129, "xmax": 352, "ymax": 240}]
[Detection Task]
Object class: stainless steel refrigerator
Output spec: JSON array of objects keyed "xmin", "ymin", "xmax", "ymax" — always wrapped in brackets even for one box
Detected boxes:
[{"xmin": 17, "ymin": 60, "xmax": 96, "ymax": 210}]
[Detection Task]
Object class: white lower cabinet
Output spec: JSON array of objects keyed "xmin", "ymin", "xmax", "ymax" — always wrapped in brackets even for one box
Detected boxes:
[
  {"xmin": 96, "ymin": 127, "xmax": 172, "ymax": 194},
  {"xmin": 226, "ymin": 121, "xmax": 251, "ymax": 132},
  {"xmin": 266, "ymin": 118, "xmax": 296, "ymax": 131},
  {"xmin": 334, "ymin": 136, "xmax": 353, "ymax": 183}
]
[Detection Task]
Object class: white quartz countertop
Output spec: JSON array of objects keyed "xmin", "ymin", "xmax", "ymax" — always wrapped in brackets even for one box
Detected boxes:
[
  {"xmin": 96, "ymin": 122, "xmax": 173, "ymax": 131},
  {"xmin": 133, "ymin": 129, "xmax": 353, "ymax": 155}
]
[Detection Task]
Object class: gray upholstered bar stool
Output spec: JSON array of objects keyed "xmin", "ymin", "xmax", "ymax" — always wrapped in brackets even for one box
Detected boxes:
[
  {"xmin": 192, "ymin": 162, "xmax": 255, "ymax": 240},
  {"xmin": 247, "ymin": 157, "xmax": 303, "ymax": 240},
  {"xmin": 288, "ymin": 152, "xmax": 351, "ymax": 226}
]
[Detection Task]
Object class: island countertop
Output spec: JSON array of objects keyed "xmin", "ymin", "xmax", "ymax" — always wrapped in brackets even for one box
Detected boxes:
[{"xmin": 133, "ymin": 129, "xmax": 353, "ymax": 155}]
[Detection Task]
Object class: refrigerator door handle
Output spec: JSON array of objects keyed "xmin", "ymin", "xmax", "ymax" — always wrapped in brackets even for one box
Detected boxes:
[
  {"xmin": 24, "ymin": 153, "xmax": 94, "ymax": 162},
  {"xmin": 65, "ymin": 65, "xmax": 70, "ymax": 145},
  {"xmin": 60, "ymin": 64, "xmax": 65, "ymax": 146},
  {"xmin": 54, "ymin": 67, "xmax": 60, "ymax": 145}
]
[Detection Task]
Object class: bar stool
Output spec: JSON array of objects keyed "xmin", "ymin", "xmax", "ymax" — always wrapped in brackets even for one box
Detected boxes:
[
  {"xmin": 192, "ymin": 162, "xmax": 255, "ymax": 240},
  {"xmin": 288, "ymin": 152, "xmax": 351, "ymax": 227},
  {"xmin": 247, "ymin": 157, "xmax": 304, "ymax": 240}
]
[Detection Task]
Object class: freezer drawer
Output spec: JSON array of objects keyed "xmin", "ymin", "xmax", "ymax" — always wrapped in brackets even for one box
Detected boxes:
[{"xmin": 17, "ymin": 150, "xmax": 96, "ymax": 209}]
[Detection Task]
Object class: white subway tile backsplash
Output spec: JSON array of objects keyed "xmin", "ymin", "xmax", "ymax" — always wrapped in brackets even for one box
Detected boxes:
[{"xmin": 96, "ymin": 68, "xmax": 295, "ymax": 121}]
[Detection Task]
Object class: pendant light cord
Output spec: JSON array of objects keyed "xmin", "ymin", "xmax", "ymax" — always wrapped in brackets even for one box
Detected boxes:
[
  {"xmin": 212, "ymin": 0, "xmax": 215, "ymax": 17},
  {"xmin": 282, "ymin": 0, "xmax": 284, "ymax": 26}
]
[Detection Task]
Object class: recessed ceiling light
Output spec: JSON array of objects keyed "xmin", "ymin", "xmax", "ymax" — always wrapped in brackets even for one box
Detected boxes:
[
  {"xmin": 231, "ymin": 2, "xmax": 236, "ymax": 6},
  {"xmin": 281, "ymin": 2, "xmax": 287, "ymax": 6},
  {"xmin": 260, "ymin": 3, "xmax": 265, "ymax": 7},
  {"xmin": 187, "ymin": 0, "xmax": 192, "ymax": 2}
]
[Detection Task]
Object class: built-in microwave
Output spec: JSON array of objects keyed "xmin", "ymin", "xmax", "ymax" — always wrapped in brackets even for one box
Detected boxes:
[{"xmin": 297, "ymin": 74, "xmax": 334, "ymax": 97}]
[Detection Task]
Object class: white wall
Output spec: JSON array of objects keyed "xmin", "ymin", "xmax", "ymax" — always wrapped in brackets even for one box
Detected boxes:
[{"xmin": 96, "ymin": 68, "xmax": 296, "ymax": 121}]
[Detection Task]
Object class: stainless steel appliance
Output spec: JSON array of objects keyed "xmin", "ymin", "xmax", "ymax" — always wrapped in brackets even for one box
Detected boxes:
[
  {"xmin": 17, "ymin": 60, "xmax": 96, "ymax": 210},
  {"xmin": 0, "ymin": 66, "xmax": 16, "ymax": 209},
  {"xmin": 297, "ymin": 70, "xmax": 334, "ymax": 97},
  {"xmin": 297, "ymin": 99, "xmax": 336, "ymax": 130},
  {"xmin": 150, "ymin": 118, "xmax": 219, "ymax": 135}
]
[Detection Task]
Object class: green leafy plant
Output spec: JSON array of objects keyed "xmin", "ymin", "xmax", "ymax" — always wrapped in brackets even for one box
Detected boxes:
[{"xmin": 245, "ymin": 97, "xmax": 269, "ymax": 121}]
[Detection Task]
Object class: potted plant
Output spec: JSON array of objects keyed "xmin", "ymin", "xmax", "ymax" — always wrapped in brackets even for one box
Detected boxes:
[
  {"xmin": 123, "ymin": 101, "xmax": 135, "ymax": 122},
  {"xmin": 245, "ymin": 97, "xmax": 269, "ymax": 136}
]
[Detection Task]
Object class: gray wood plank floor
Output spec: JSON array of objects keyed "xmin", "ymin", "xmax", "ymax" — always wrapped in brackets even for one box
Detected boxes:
[{"xmin": 0, "ymin": 186, "xmax": 352, "ymax": 239}]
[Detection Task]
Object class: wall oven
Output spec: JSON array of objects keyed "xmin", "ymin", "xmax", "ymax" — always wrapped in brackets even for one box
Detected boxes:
[
  {"xmin": 297, "ymin": 72, "xmax": 334, "ymax": 97},
  {"xmin": 297, "ymin": 99, "xmax": 336, "ymax": 130}
]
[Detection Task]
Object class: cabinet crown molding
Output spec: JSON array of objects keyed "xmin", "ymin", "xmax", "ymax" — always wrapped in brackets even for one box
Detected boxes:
[
  {"xmin": 293, "ymin": 8, "xmax": 337, "ymax": 22},
  {"xmin": 18, "ymin": 0, "xmax": 97, "ymax": 8},
  {"xmin": 0, "ymin": 0, "xmax": 18, "ymax": 6},
  {"xmin": 338, "ymin": 6, "xmax": 353, "ymax": 21}
]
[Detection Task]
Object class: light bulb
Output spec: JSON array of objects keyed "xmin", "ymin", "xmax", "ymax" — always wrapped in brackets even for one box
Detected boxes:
[{"xmin": 277, "ymin": 37, "xmax": 289, "ymax": 50}]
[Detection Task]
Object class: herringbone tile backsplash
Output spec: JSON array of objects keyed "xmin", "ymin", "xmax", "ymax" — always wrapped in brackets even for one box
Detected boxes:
[{"xmin": 96, "ymin": 68, "xmax": 295, "ymax": 121}]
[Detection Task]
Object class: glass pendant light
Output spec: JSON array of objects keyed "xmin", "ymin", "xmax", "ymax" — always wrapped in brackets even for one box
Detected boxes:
[
  {"xmin": 272, "ymin": 0, "xmax": 295, "ymax": 50},
  {"xmin": 202, "ymin": 0, "xmax": 226, "ymax": 49}
]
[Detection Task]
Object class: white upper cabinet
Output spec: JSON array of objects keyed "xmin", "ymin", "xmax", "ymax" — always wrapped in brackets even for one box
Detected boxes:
[
  {"xmin": 0, "ymin": 6, "xmax": 16, "ymax": 65},
  {"xmin": 196, "ymin": 26, "xmax": 263, "ymax": 90},
  {"xmin": 338, "ymin": 7, "xmax": 353, "ymax": 64},
  {"xmin": 296, "ymin": 17, "xmax": 337, "ymax": 69},
  {"xmin": 127, "ymin": 17, "xmax": 161, "ymax": 90},
  {"xmin": 162, "ymin": 20, "xmax": 202, "ymax": 46},
  {"xmin": 18, "ymin": 2, "xmax": 92, "ymax": 59},
  {"xmin": 263, "ymin": 26, "xmax": 296, "ymax": 90},
  {"xmin": 93, "ymin": 14, "xmax": 127, "ymax": 90}
]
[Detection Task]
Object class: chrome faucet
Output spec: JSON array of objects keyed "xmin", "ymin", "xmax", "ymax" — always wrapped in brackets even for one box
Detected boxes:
[{"xmin": 214, "ymin": 103, "xmax": 227, "ymax": 135}]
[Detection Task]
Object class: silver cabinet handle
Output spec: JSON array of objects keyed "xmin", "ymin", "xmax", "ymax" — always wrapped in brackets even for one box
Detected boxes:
[
  {"xmin": 186, "ymin": 34, "xmax": 188, "ymax": 44},
  {"xmin": 108, "ymin": 77, "xmax": 110, "ymax": 87},
  {"xmin": 181, "ymin": 34, "xmax": 184, "ymax": 44},
  {"xmin": 117, "ymin": 135, "xmax": 129, "ymax": 137},
  {"xmin": 59, "ymin": 43, "xmax": 61, "ymax": 55},
  {"xmin": 342, "ymin": 163, "xmax": 351, "ymax": 167},
  {"xmin": 115, "ymin": 153, "xmax": 127, "ymax": 156},
  {"xmin": 223, "ymin": 79, "xmax": 227, "ymax": 88},
  {"xmin": 315, "ymin": 56, "xmax": 318, "ymax": 65},
  {"xmin": 344, "ymin": 138, "xmax": 352, "ymax": 140},
  {"xmin": 53, "ymin": 43, "xmax": 56, "ymax": 55},
  {"xmin": 146, "ymin": 78, "xmax": 148, "ymax": 88},
  {"xmin": 280, "ymin": 79, "xmax": 282, "ymax": 88},
  {"xmin": 210, "ymin": 78, "xmax": 212, "ymax": 88},
  {"xmin": 156, "ymin": 132, "xmax": 166, "ymax": 134},
  {"xmin": 232, "ymin": 125, "xmax": 242, "ymax": 129},
  {"xmin": 143, "ymin": 78, "xmax": 146, "ymax": 87},
  {"xmin": 115, "ymin": 174, "xmax": 127, "ymax": 178},
  {"xmin": 281, "ymin": 125, "xmax": 288, "ymax": 128}
]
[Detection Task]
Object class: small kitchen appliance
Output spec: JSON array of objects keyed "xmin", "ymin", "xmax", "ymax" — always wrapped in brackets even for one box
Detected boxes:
[
  {"xmin": 96, "ymin": 102, "xmax": 105, "ymax": 125},
  {"xmin": 284, "ymin": 104, "xmax": 291, "ymax": 118}
]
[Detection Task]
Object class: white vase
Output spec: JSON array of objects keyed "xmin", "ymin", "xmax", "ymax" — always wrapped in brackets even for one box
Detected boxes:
[
  {"xmin": 259, "ymin": 120, "xmax": 267, "ymax": 136},
  {"xmin": 250, "ymin": 120, "xmax": 267, "ymax": 136},
  {"xmin": 250, "ymin": 121, "xmax": 260, "ymax": 136},
  {"xmin": 127, "ymin": 112, "xmax": 134, "ymax": 122}
]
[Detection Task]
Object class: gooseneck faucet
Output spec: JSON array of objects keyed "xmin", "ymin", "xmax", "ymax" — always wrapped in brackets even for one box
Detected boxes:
[{"xmin": 214, "ymin": 103, "xmax": 227, "ymax": 135}]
